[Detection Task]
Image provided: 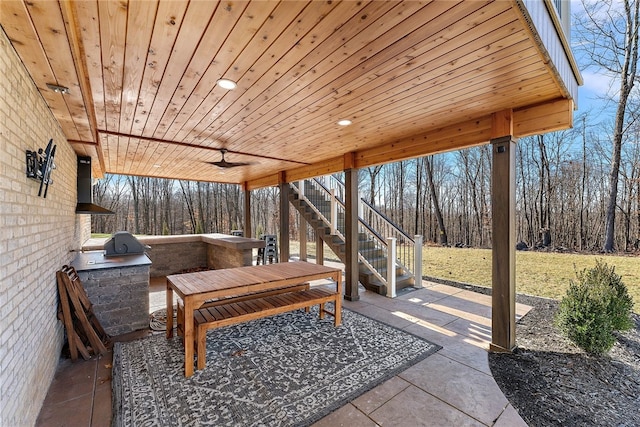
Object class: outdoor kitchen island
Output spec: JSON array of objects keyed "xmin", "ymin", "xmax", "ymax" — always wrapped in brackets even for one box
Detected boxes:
[
  {"xmin": 71, "ymin": 243, "xmax": 152, "ymax": 336},
  {"xmin": 81, "ymin": 233, "xmax": 265, "ymax": 277}
]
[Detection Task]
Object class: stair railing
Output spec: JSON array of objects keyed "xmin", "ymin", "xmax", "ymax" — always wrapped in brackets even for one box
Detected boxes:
[
  {"xmin": 292, "ymin": 179, "xmax": 388, "ymax": 286},
  {"xmin": 317, "ymin": 175, "xmax": 419, "ymax": 284},
  {"xmin": 292, "ymin": 179, "xmax": 335, "ymax": 236},
  {"xmin": 359, "ymin": 198, "xmax": 415, "ymax": 279},
  {"xmin": 293, "ymin": 175, "xmax": 423, "ymax": 291}
]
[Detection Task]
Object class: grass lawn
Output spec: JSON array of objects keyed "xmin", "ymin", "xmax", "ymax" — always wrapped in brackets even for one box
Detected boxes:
[
  {"xmin": 91, "ymin": 233, "xmax": 112, "ymax": 238},
  {"xmin": 91, "ymin": 233, "xmax": 147, "ymax": 238},
  {"xmin": 289, "ymin": 241, "xmax": 639, "ymax": 311},
  {"xmin": 97, "ymin": 235, "xmax": 637, "ymax": 312},
  {"xmin": 422, "ymin": 246, "xmax": 640, "ymax": 312}
]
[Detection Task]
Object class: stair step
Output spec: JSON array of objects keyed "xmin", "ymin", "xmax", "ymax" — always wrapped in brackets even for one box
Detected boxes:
[
  {"xmin": 359, "ymin": 248, "xmax": 384, "ymax": 258},
  {"xmin": 290, "ymin": 183, "xmax": 415, "ymax": 298},
  {"xmin": 362, "ymin": 274, "xmax": 414, "ymax": 293},
  {"xmin": 357, "ymin": 240, "xmax": 377, "ymax": 249},
  {"xmin": 365, "ymin": 282, "xmax": 386, "ymax": 294}
]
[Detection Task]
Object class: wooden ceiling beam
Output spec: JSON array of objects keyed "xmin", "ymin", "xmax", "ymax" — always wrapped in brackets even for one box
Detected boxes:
[
  {"xmin": 245, "ymin": 116, "xmax": 494, "ymax": 189},
  {"xmin": 245, "ymin": 173, "xmax": 280, "ymax": 191},
  {"xmin": 513, "ymin": 98, "xmax": 574, "ymax": 137},
  {"xmin": 284, "ymin": 156, "xmax": 346, "ymax": 184},
  {"xmin": 491, "ymin": 109, "xmax": 514, "ymax": 139},
  {"xmin": 60, "ymin": 0, "xmax": 105, "ymax": 175},
  {"xmin": 246, "ymin": 98, "xmax": 575, "ymax": 190},
  {"xmin": 355, "ymin": 116, "xmax": 493, "ymax": 168},
  {"xmin": 97, "ymin": 129, "xmax": 308, "ymax": 165}
]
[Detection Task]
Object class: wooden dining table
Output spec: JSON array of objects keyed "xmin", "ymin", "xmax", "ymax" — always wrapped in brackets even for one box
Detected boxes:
[{"xmin": 166, "ymin": 261, "xmax": 343, "ymax": 377}]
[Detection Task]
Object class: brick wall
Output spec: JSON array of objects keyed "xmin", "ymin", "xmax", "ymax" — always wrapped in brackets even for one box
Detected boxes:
[{"xmin": 0, "ymin": 28, "xmax": 87, "ymax": 426}]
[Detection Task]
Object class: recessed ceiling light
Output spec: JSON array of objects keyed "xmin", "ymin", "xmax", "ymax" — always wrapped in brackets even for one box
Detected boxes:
[
  {"xmin": 46, "ymin": 83, "xmax": 70, "ymax": 95},
  {"xmin": 337, "ymin": 119, "xmax": 352, "ymax": 126},
  {"xmin": 152, "ymin": 164, "xmax": 161, "ymax": 168},
  {"xmin": 217, "ymin": 79, "xmax": 237, "ymax": 90}
]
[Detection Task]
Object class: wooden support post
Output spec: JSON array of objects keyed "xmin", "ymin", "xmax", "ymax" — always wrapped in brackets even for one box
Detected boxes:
[
  {"xmin": 386, "ymin": 237, "xmax": 397, "ymax": 298},
  {"xmin": 243, "ymin": 185, "xmax": 251, "ymax": 238},
  {"xmin": 316, "ymin": 232, "xmax": 324, "ymax": 265},
  {"xmin": 296, "ymin": 180, "xmax": 307, "ymax": 261},
  {"xmin": 414, "ymin": 235, "xmax": 423, "ymax": 288},
  {"xmin": 279, "ymin": 174, "xmax": 290, "ymax": 263},
  {"xmin": 344, "ymin": 167, "xmax": 359, "ymax": 301},
  {"xmin": 490, "ymin": 135, "xmax": 517, "ymax": 353},
  {"xmin": 300, "ymin": 221, "xmax": 307, "ymax": 261},
  {"xmin": 491, "ymin": 109, "xmax": 514, "ymax": 139},
  {"xmin": 330, "ymin": 189, "xmax": 338, "ymax": 235}
]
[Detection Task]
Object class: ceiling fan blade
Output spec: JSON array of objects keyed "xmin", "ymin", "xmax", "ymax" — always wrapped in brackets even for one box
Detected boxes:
[
  {"xmin": 206, "ymin": 148, "xmax": 253, "ymax": 168},
  {"xmin": 207, "ymin": 160, "xmax": 251, "ymax": 168}
]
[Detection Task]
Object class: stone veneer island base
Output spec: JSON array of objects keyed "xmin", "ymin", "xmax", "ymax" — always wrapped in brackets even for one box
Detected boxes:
[{"xmin": 71, "ymin": 252, "xmax": 152, "ymax": 336}]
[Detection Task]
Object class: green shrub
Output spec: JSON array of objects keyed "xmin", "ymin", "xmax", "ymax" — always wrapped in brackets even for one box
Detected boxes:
[{"xmin": 555, "ymin": 260, "xmax": 634, "ymax": 354}]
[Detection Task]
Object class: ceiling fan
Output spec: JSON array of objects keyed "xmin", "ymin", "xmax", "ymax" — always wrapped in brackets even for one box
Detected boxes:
[{"xmin": 207, "ymin": 149, "xmax": 252, "ymax": 169}]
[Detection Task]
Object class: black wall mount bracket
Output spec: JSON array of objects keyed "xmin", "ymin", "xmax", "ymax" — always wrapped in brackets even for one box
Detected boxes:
[{"xmin": 26, "ymin": 138, "xmax": 56, "ymax": 198}]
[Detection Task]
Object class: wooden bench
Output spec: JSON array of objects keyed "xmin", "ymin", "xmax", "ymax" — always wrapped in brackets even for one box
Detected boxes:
[
  {"xmin": 176, "ymin": 283, "xmax": 311, "ymax": 339},
  {"xmin": 195, "ymin": 287, "xmax": 340, "ymax": 370}
]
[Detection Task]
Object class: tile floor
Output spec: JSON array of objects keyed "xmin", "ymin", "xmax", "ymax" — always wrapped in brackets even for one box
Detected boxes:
[{"xmin": 36, "ymin": 269, "xmax": 531, "ymax": 427}]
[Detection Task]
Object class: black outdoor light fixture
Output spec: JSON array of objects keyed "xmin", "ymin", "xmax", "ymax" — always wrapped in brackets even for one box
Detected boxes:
[{"xmin": 26, "ymin": 138, "xmax": 57, "ymax": 198}]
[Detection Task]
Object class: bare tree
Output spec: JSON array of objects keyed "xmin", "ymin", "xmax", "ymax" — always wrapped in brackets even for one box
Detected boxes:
[
  {"xmin": 425, "ymin": 156, "xmax": 448, "ymax": 245},
  {"xmin": 178, "ymin": 180, "xmax": 198, "ymax": 233},
  {"xmin": 365, "ymin": 165, "xmax": 383, "ymax": 224},
  {"xmin": 578, "ymin": 0, "xmax": 639, "ymax": 251}
]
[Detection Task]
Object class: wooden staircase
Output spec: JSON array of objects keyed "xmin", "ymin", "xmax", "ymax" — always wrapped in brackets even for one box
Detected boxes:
[{"xmin": 289, "ymin": 182, "xmax": 414, "ymax": 295}]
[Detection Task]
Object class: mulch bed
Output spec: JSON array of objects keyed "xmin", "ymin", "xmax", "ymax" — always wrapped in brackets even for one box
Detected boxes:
[
  {"xmin": 428, "ymin": 277, "xmax": 640, "ymax": 426},
  {"xmin": 489, "ymin": 296, "xmax": 640, "ymax": 426}
]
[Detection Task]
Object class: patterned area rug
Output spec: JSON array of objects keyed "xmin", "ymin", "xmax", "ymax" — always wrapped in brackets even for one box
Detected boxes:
[
  {"xmin": 149, "ymin": 306, "xmax": 176, "ymax": 331},
  {"xmin": 113, "ymin": 305, "xmax": 440, "ymax": 426}
]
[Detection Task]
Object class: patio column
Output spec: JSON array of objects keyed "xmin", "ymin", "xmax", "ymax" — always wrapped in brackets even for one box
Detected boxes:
[
  {"xmin": 243, "ymin": 186, "xmax": 251, "ymax": 238},
  {"xmin": 299, "ymin": 221, "xmax": 307, "ymax": 261},
  {"xmin": 344, "ymin": 158, "xmax": 359, "ymax": 301},
  {"xmin": 315, "ymin": 233, "xmax": 324, "ymax": 265},
  {"xmin": 490, "ymin": 133, "xmax": 517, "ymax": 353},
  {"xmin": 279, "ymin": 174, "xmax": 290, "ymax": 263}
]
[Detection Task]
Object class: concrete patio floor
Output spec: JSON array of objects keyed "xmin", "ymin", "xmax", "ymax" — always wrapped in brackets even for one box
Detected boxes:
[{"xmin": 36, "ymin": 265, "xmax": 531, "ymax": 426}]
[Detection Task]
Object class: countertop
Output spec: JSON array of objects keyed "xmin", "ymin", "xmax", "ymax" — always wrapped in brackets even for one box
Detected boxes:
[{"xmin": 71, "ymin": 250, "xmax": 152, "ymax": 272}]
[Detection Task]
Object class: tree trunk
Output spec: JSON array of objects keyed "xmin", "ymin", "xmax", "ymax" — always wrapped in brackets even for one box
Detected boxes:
[
  {"xmin": 127, "ymin": 176, "xmax": 140, "ymax": 234},
  {"xmin": 179, "ymin": 181, "xmax": 197, "ymax": 233},
  {"xmin": 591, "ymin": 0, "xmax": 639, "ymax": 251},
  {"xmin": 425, "ymin": 156, "xmax": 448, "ymax": 245},
  {"xmin": 415, "ymin": 159, "xmax": 422, "ymax": 236}
]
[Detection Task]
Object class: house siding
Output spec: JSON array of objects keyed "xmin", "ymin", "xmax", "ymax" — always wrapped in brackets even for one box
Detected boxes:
[
  {"xmin": 0, "ymin": 27, "xmax": 90, "ymax": 426},
  {"xmin": 520, "ymin": 0, "xmax": 581, "ymax": 104}
]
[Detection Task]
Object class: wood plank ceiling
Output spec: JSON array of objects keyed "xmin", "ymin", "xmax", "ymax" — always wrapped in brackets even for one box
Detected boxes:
[{"xmin": 1, "ymin": 0, "xmax": 578, "ymax": 188}]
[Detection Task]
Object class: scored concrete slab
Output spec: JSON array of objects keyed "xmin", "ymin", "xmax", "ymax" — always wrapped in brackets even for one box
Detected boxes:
[
  {"xmin": 399, "ymin": 353, "xmax": 510, "ymax": 426},
  {"xmin": 369, "ymin": 384, "xmax": 485, "ymax": 427},
  {"xmin": 311, "ymin": 403, "xmax": 378, "ymax": 427},
  {"xmin": 403, "ymin": 322, "xmax": 493, "ymax": 374},
  {"xmin": 494, "ymin": 403, "xmax": 529, "ymax": 427},
  {"xmin": 351, "ymin": 376, "xmax": 412, "ymax": 415}
]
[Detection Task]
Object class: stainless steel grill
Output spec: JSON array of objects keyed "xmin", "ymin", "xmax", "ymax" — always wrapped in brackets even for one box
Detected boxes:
[{"xmin": 104, "ymin": 231, "xmax": 147, "ymax": 256}]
